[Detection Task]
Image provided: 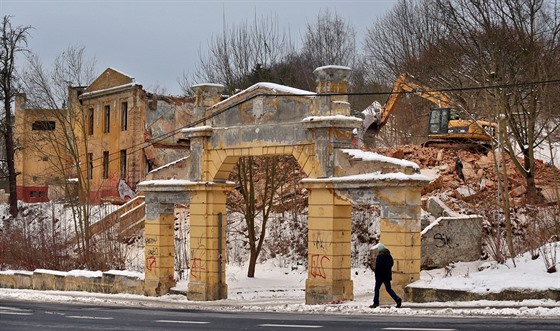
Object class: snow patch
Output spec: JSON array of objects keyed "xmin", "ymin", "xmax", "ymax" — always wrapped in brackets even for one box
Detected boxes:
[
  {"xmin": 67, "ymin": 270, "xmax": 103, "ymax": 278},
  {"xmin": 105, "ymin": 270, "xmax": 144, "ymax": 280},
  {"xmin": 302, "ymin": 115, "xmax": 362, "ymax": 123},
  {"xmin": 342, "ymin": 148, "xmax": 420, "ymax": 169}
]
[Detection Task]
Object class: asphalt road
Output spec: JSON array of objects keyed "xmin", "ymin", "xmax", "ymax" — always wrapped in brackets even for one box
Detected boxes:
[{"xmin": 0, "ymin": 299, "xmax": 558, "ymax": 331}]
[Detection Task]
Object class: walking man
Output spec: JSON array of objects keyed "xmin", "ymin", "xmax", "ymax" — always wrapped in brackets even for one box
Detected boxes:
[
  {"xmin": 370, "ymin": 243, "xmax": 402, "ymax": 308},
  {"xmin": 455, "ymin": 156, "xmax": 465, "ymax": 182}
]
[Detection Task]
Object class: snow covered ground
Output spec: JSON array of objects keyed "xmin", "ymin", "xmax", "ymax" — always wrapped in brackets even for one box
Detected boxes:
[{"xmin": 1, "ymin": 244, "xmax": 559, "ymax": 318}]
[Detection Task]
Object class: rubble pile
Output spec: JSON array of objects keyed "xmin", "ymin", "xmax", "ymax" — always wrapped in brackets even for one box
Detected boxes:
[{"xmin": 373, "ymin": 145, "xmax": 560, "ymax": 213}]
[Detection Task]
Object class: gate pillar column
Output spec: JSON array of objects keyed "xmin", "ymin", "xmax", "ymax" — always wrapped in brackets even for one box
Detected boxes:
[
  {"xmin": 187, "ymin": 182, "xmax": 233, "ymax": 301},
  {"xmin": 139, "ymin": 183, "xmax": 192, "ymax": 297},
  {"xmin": 378, "ymin": 186, "xmax": 423, "ymax": 301},
  {"xmin": 305, "ymin": 186, "xmax": 353, "ymax": 304},
  {"xmin": 143, "ymin": 201, "xmax": 176, "ymax": 296}
]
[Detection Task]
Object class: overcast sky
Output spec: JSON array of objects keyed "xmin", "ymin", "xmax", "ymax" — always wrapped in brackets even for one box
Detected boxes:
[{"xmin": 2, "ymin": 0, "xmax": 396, "ymax": 95}]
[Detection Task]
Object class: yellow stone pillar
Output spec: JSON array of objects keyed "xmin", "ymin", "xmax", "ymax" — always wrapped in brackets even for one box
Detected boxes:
[
  {"xmin": 378, "ymin": 186, "xmax": 423, "ymax": 302},
  {"xmin": 305, "ymin": 187, "xmax": 353, "ymax": 304},
  {"xmin": 187, "ymin": 183, "xmax": 231, "ymax": 301},
  {"xmin": 144, "ymin": 202, "xmax": 175, "ymax": 296}
]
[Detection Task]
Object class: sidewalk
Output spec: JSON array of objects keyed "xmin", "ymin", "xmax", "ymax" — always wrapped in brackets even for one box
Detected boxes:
[{"xmin": 1, "ymin": 287, "xmax": 559, "ymax": 318}]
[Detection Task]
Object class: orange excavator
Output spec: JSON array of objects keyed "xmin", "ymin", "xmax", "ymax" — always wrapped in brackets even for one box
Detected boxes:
[{"xmin": 362, "ymin": 73, "xmax": 497, "ymax": 151}]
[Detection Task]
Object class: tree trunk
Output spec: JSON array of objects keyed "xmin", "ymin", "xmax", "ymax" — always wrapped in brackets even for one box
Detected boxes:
[
  {"xmin": 500, "ymin": 142, "xmax": 516, "ymax": 260},
  {"xmin": 247, "ymin": 250, "xmax": 257, "ymax": 278},
  {"xmin": 525, "ymin": 170, "xmax": 540, "ymax": 205},
  {"xmin": 3, "ymin": 97, "xmax": 17, "ymax": 218}
]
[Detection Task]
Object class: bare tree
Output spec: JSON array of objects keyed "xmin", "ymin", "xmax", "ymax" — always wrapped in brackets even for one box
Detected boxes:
[
  {"xmin": 365, "ymin": 0, "xmax": 560, "ymax": 263},
  {"xmin": 186, "ymin": 14, "xmax": 293, "ymax": 95},
  {"xmin": 303, "ymin": 8, "xmax": 356, "ymax": 68},
  {"xmin": 366, "ymin": 0, "xmax": 560, "ymax": 203},
  {"xmin": 21, "ymin": 46, "xmax": 100, "ymax": 268},
  {"xmin": 228, "ymin": 156, "xmax": 301, "ymax": 277},
  {"xmin": 361, "ymin": 0, "xmax": 448, "ymax": 146},
  {"xmin": 23, "ymin": 46, "xmax": 96, "ymax": 109},
  {"xmin": 431, "ymin": 0, "xmax": 560, "ymax": 203},
  {"xmin": 0, "ymin": 16, "xmax": 32, "ymax": 218},
  {"xmin": 363, "ymin": 0, "xmax": 445, "ymax": 83},
  {"xmin": 299, "ymin": 8, "xmax": 358, "ymax": 90}
]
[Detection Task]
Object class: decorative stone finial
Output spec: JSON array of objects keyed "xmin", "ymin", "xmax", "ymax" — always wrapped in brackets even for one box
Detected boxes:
[{"xmin": 313, "ymin": 65, "xmax": 351, "ymax": 94}]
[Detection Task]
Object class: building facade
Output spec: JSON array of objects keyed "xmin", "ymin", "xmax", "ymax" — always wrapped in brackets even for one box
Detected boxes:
[
  {"xmin": 15, "ymin": 68, "xmax": 196, "ymax": 203},
  {"xmin": 14, "ymin": 94, "xmax": 67, "ymax": 203}
]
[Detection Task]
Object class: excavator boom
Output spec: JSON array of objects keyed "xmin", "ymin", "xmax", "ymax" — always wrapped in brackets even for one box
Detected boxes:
[
  {"xmin": 362, "ymin": 73, "xmax": 496, "ymax": 151},
  {"xmin": 364, "ymin": 73, "xmax": 452, "ymax": 133}
]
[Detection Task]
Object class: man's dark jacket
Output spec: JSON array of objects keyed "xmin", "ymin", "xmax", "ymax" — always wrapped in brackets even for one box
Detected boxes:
[{"xmin": 374, "ymin": 249, "xmax": 393, "ymax": 281}]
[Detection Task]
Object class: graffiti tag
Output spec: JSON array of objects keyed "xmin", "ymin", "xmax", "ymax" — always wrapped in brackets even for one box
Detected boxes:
[
  {"xmin": 310, "ymin": 254, "xmax": 330, "ymax": 279},
  {"xmin": 146, "ymin": 257, "xmax": 156, "ymax": 271},
  {"xmin": 145, "ymin": 237, "xmax": 157, "ymax": 245},
  {"xmin": 434, "ymin": 233, "xmax": 452, "ymax": 248},
  {"xmin": 190, "ymin": 258, "xmax": 206, "ymax": 279}
]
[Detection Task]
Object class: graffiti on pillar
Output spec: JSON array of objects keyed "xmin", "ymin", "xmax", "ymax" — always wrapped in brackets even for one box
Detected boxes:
[
  {"xmin": 190, "ymin": 258, "xmax": 206, "ymax": 279},
  {"xmin": 310, "ymin": 254, "xmax": 330, "ymax": 279},
  {"xmin": 146, "ymin": 246, "xmax": 159, "ymax": 272},
  {"xmin": 147, "ymin": 247, "xmax": 159, "ymax": 256},
  {"xmin": 190, "ymin": 235, "xmax": 207, "ymax": 279},
  {"xmin": 146, "ymin": 257, "xmax": 156, "ymax": 271},
  {"xmin": 311, "ymin": 231, "xmax": 330, "ymax": 251},
  {"xmin": 145, "ymin": 236, "xmax": 157, "ymax": 245},
  {"xmin": 433, "ymin": 233, "xmax": 452, "ymax": 248},
  {"xmin": 145, "ymin": 236, "xmax": 158, "ymax": 271}
]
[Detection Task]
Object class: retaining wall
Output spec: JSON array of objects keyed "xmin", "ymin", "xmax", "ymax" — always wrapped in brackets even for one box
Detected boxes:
[
  {"xmin": 406, "ymin": 286, "xmax": 560, "ymax": 302},
  {"xmin": 0, "ymin": 269, "xmax": 145, "ymax": 295}
]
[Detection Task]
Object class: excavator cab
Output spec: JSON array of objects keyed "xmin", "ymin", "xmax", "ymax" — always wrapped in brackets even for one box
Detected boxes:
[
  {"xmin": 426, "ymin": 107, "xmax": 496, "ymax": 150},
  {"xmin": 428, "ymin": 108, "xmax": 453, "ymax": 135}
]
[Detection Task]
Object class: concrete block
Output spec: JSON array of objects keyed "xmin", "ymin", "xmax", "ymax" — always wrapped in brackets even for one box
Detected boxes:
[
  {"xmin": 406, "ymin": 286, "xmax": 560, "ymax": 303},
  {"xmin": 32, "ymin": 269, "xmax": 67, "ymax": 291},
  {"xmin": 426, "ymin": 196, "xmax": 454, "ymax": 218},
  {"xmin": 0, "ymin": 271, "xmax": 32, "ymax": 289},
  {"xmin": 421, "ymin": 216, "xmax": 483, "ymax": 269},
  {"xmin": 13, "ymin": 271, "xmax": 33, "ymax": 289},
  {"xmin": 64, "ymin": 271, "xmax": 103, "ymax": 292},
  {"xmin": 0, "ymin": 273, "xmax": 16, "ymax": 288},
  {"xmin": 102, "ymin": 271, "xmax": 145, "ymax": 295}
]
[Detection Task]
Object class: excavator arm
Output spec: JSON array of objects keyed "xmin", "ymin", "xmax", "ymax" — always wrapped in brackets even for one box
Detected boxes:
[
  {"xmin": 361, "ymin": 73, "xmax": 497, "ymax": 151},
  {"xmin": 363, "ymin": 73, "xmax": 453, "ymax": 133}
]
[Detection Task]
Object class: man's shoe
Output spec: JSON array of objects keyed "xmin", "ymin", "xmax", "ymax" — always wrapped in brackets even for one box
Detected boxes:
[
  {"xmin": 369, "ymin": 304, "xmax": 379, "ymax": 308},
  {"xmin": 396, "ymin": 298, "xmax": 402, "ymax": 308}
]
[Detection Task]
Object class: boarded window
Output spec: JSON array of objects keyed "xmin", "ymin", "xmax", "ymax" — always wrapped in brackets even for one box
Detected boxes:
[
  {"xmin": 32, "ymin": 121, "xmax": 56, "ymax": 131},
  {"xmin": 88, "ymin": 108, "xmax": 94, "ymax": 135},
  {"xmin": 103, "ymin": 151, "xmax": 109, "ymax": 179},
  {"xmin": 104, "ymin": 105, "xmax": 110, "ymax": 133},
  {"xmin": 121, "ymin": 102, "xmax": 128, "ymax": 131}
]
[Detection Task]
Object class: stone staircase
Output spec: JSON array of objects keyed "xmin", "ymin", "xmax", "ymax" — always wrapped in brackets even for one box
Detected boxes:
[
  {"xmin": 335, "ymin": 148, "xmax": 420, "ymax": 177},
  {"xmin": 89, "ymin": 195, "xmax": 145, "ymax": 242}
]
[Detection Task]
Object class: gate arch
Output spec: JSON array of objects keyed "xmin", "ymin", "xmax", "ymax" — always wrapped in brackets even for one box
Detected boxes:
[{"xmin": 139, "ymin": 66, "xmax": 429, "ymax": 304}]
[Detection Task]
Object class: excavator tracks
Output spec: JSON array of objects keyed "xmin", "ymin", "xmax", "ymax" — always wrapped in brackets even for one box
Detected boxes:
[{"xmin": 422, "ymin": 139, "xmax": 491, "ymax": 153}]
